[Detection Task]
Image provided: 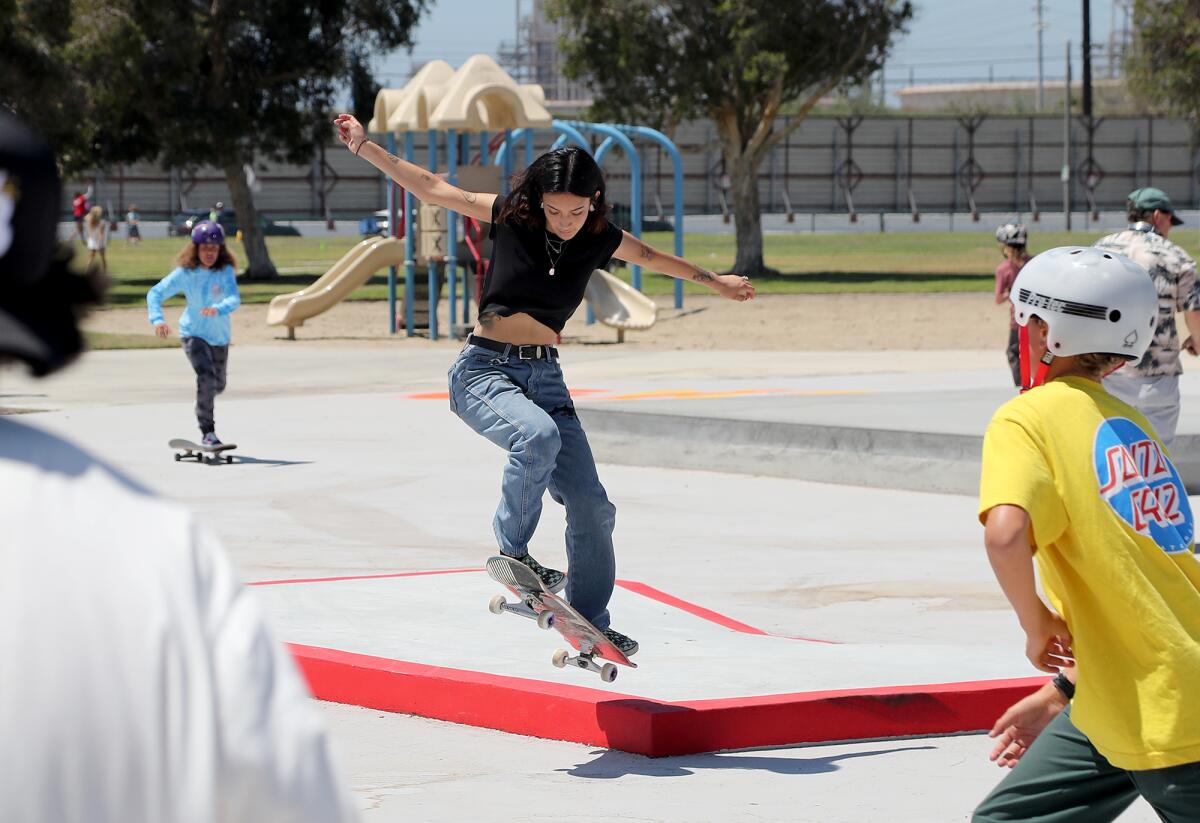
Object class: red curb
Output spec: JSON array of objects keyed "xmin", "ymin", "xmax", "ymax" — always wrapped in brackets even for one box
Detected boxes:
[{"xmin": 290, "ymin": 643, "xmax": 1045, "ymax": 757}]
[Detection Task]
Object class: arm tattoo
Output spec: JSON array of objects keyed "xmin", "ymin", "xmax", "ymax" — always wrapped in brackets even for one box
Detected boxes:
[
  {"xmin": 460, "ymin": 189, "xmax": 478, "ymax": 204},
  {"xmin": 692, "ymin": 266, "xmax": 715, "ymax": 284},
  {"xmin": 637, "ymin": 243, "xmax": 654, "ymax": 262},
  {"xmin": 420, "ymin": 173, "xmax": 432, "ymax": 183},
  {"xmin": 385, "ymin": 152, "xmax": 401, "ymax": 165}
]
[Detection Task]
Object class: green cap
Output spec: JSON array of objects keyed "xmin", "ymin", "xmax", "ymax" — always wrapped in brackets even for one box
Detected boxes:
[{"xmin": 1128, "ymin": 187, "xmax": 1184, "ymax": 225}]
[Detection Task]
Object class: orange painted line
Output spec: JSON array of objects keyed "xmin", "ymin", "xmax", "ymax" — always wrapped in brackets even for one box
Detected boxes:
[{"xmin": 402, "ymin": 387, "xmax": 612, "ymax": 401}]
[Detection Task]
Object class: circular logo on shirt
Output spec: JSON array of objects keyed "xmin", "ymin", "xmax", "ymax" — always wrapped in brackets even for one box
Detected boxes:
[{"xmin": 1093, "ymin": 417, "xmax": 1194, "ymax": 553}]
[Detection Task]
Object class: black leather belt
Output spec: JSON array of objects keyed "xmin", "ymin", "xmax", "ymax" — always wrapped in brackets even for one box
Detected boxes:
[{"xmin": 467, "ymin": 334, "xmax": 559, "ymax": 361}]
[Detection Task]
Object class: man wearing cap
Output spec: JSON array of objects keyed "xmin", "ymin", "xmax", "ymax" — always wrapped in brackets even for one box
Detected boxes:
[
  {"xmin": 0, "ymin": 113, "xmax": 358, "ymax": 823},
  {"xmin": 1094, "ymin": 187, "xmax": 1200, "ymax": 448}
]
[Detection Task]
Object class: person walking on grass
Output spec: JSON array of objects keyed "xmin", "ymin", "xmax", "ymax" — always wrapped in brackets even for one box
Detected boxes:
[
  {"xmin": 146, "ymin": 220, "xmax": 241, "ymax": 448},
  {"xmin": 993, "ymin": 223, "xmax": 1030, "ymax": 387},
  {"xmin": 82, "ymin": 205, "xmax": 108, "ymax": 275},
  {"xmin": 334, "ymin": 112, "xmax": 754, "ymax": 656},
  {"xmin": 973, "ymin": 246, "xmax": 1200, "ymax": 821}
]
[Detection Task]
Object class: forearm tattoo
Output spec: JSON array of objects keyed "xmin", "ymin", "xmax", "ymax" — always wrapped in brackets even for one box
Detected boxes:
[
  {"xmin": 637, "ymin": 242, "xmax": 655, "ymax": 262},
  {"xmin": 692, "ymin": 266, "xmax": 715, "ymax": 283},
  {"xmin": 460, "ymin": 189, "xmax": 478, "ymax": 203}
]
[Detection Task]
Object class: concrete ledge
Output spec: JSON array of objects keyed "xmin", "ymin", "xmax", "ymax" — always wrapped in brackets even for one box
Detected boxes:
[
  {"xmin": 291, "ymin": 643, "xmax": 1045, "ymax": 757},
  {"xmin": 581, "ymin": 409, "xmax": 1200, "ymax": 495},
  {"xmin": 580, "ymin": 408, "xmax": 984, "ymax": 495}
]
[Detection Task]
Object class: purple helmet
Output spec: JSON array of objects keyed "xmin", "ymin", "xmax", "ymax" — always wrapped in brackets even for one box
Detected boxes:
[{"xmin": 190, "ymin": 220, "xmax": 226, "ymax": 246}]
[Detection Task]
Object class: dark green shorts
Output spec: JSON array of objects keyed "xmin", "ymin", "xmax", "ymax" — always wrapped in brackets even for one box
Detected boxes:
[{"xmin": 973, "ymin": 707, "xmax": 1200, "ymax": 822}]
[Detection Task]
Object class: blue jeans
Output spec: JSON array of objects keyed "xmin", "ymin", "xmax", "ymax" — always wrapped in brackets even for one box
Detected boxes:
[{"xmin": 448, "ymin": 343, "xmax": 617, "ymax": 630}]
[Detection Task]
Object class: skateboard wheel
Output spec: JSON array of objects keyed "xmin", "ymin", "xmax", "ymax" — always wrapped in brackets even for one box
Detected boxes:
[
  {"xmin": 224, "ymin": 455, "xmax": 233, "ymax": 463},
  {"xmin": 537, "ymin": 610, "xmax": 555, "ymax": 630},
  {"xmin": 488, "ymin": 594, "xmax": 507, "ymax": 615},
  {"xmin": 600, "ymin": 663, "xmax": 618, "ymax": 683},
  {"xmin": 173, "ymin": 453, "xmax": 181, "ymax": 462},
  {"xmin": 552, "ymin": 649, "xmax": 569, "ymax": 668}
]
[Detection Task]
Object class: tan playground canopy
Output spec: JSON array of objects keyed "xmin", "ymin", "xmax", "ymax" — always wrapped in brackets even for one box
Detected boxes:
[{"xmin": 368, "ymin": 55, "xmax": 552, "ymax": 134}]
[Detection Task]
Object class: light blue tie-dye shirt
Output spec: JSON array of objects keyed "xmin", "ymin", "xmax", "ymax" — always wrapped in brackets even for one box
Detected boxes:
[{"xmin": 146, "ymin": 265, "xmax": 240, "ymax": 346}]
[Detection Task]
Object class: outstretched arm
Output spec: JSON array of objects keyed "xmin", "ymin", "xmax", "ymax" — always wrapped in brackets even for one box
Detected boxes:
[
  {"xmin": 333, "ymin": 113, "xmax": 496, "ymax": 223},
  {"xmin": 612, "ymin": 232, "xmax": 755, "ymax": 302}
]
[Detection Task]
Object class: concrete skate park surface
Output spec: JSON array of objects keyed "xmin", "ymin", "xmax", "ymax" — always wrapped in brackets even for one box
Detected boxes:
[{"xmin": 0, "ymin": 345, "xmax": 1166, "ymax": 817}]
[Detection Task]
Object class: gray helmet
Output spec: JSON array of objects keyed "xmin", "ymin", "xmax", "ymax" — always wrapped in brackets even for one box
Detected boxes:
[{"xmin": 995, "ymin": 223, "xmax": 1028, "ymax": 247}]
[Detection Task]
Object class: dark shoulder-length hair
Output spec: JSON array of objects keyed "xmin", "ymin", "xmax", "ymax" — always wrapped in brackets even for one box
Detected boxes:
[
  {"xmin": 496, "ymin": 146, "xmax": 609, "ymax": 234},
  {"xmin": 175, "ymin": 239, "xmax": 238, "ymax": 270}
]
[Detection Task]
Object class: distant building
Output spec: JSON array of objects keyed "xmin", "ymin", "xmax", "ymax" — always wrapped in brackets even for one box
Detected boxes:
[
  {"xmin": 896, "ymin": 78, "xmax": 1134, "ymax": 114},
  {"xmin": 498, "ymin": 0, "xmax": 592, "ymax": 113}
]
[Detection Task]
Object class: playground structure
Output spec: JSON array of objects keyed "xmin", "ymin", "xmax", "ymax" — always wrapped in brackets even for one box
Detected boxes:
[
  {"xmin": 264, "ymin": 55, "xmax": 686, "ymax": 341},
  {"xmin": 265, "ymin": 237, "xmax": 406, "ymax": 338},
  {"xmin": 366, "ymin": 56, "xmax": 686, "ymax": 341}
]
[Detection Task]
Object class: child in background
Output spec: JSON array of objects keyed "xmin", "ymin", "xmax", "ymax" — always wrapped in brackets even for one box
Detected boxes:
[
  {"xmin": 125, "ymin": 203, "xmax": 141, "ymax": 245},
  {"xmin": 973, "ymin": 246, "xmax": 1200, "ymax": 821},
  {"xmin": 146, "ymin": 220, "xmax": 240, "ymax": 446},
  {"xmin": 993, "ymin": 223, "xmax": 1030, "ymax": 387},
  {"xmin": 83, "ymin": 205, "xmax": 108, "ymax": 275}
]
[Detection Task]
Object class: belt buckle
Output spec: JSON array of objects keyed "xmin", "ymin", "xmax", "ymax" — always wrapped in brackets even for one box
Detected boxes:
[{"xmin": 518, "ymin": 344, "xmax": 540, "ymax": 360}]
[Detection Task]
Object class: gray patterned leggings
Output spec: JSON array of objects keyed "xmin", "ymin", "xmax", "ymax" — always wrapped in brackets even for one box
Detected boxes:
[{"xmin": 181, "ymin": 337, "xmax": 228, "ymax": 434}]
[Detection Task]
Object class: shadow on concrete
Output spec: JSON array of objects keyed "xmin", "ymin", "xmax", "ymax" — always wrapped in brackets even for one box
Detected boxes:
[
  {"xmin": 228, "ymin": 454, "xmax": 315, "ymax": 467},
  {"xmin": 559, "ymin": 744, "xmax": 937, "ymax": 779}
]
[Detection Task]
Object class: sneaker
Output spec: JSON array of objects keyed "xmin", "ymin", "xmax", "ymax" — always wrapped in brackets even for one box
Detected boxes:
[
  {"xmin": 602, "ymin": 627, "xmax": 639, "ymax": 657},
  {"xmin": 201, "ymin": 432, "xmax": 223, "ymax": 447},
  {"xmin": 514, "ymin": 553, "xmax": 566, "ymax": 594}
]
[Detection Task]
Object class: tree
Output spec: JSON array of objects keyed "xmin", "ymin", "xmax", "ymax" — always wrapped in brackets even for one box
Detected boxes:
[
  {"xmin": 3, "ymin": 0, "xmax": 428, "ymax": 278},
  {"xmin": 1124, "ymin": 0, "xmax": 1200, "ymax": 129},
  {"xmin": 549, "ymin": 0, "xmax": 913, "ymax": 277}
]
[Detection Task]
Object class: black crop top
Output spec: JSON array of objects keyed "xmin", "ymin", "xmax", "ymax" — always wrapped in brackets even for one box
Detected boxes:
[{"xmin": 477, "ymin": 196, "xmax": 624, "ymax": 333}]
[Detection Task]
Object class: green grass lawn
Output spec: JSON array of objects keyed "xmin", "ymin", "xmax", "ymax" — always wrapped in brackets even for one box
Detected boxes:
[{"xmin": 90, "ymin": 229, "xmax": 1200, "ymax": 307}]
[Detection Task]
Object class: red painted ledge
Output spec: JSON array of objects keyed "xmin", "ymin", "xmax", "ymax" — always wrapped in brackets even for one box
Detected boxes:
[{"xmin": 290, "ymin": 643, "xmax": 1044, "ymax": 758}]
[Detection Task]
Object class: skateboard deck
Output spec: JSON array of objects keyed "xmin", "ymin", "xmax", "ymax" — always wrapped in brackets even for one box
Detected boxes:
[
  {"xmin": 169, "ymin": 438, "xmax": 238, "ymax": 464},
  {"xmin": 485, "ymin": 554, "xmax": 636, "ymax": 682}
]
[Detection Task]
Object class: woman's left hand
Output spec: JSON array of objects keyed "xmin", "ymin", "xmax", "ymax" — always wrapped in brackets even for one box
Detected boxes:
[
  {"xmin": 715, "ymin": 273, "xmax": 755, "ymax": 302},
  {"xmin": 201, "ymin": 307, "xmax": 218, "ymax": 317}
]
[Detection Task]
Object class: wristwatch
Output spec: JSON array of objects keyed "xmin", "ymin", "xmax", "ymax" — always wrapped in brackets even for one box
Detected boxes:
[{"xmin": 1051, "ymin": 671, "xmax": 1075, "ymax": 700}]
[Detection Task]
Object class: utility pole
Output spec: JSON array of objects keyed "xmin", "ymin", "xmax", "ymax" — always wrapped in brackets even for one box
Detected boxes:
[
  {"xmin": 1082, "ymin": 0, "xmax": 1093, "ymax": 119},
  {"xmin": 1035, "ymin": 0, "xmax": 1046, "ymax": 111},
  {"xmin": 1063, "ymin": 40, "xmax": 1073, "ymax": 231}
]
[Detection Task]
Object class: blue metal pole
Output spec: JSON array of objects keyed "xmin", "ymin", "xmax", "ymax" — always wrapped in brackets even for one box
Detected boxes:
[
  {"xmin": 404, "ymin": 132, "xmax": 415, "ymax": 337},
  {"xmin": 386, "ymin": 133, "xmax": 398, "ymax": 334},
  {"xmin": 618, "ymin": 125, "xmax": 685, "ymax": 308},
  {"xmin": 503, "ymin": 129, "xmax": 513, "ymax": 195},
  {"xmin": 427, "ymin": 129, "xmax": 439, "ymax": 341},
  {"xmin": 525, "ymin": 129, "xmax": 535, "ymax": 167},
  {"xmin": 447, "ymin": 128, "xmax": 458, "ymax": 336}
]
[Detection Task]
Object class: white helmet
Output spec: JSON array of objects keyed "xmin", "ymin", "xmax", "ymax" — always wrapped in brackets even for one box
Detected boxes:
[
  {"xmin": 1011, "ymin": 246, "xmax": 1156, "ymax": 366},
  {"xmin": 995, "ymin": 223, "xmax": 1027, "ymax": 246}
]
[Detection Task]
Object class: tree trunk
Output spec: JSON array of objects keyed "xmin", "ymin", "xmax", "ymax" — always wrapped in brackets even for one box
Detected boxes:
[
  {"xmin": 222, "ymin": 161, "xmax": 276, "ymax": 279},
  {"xmin": 716, "ymin": 128, "xmax": 776, "ymax": 278}
]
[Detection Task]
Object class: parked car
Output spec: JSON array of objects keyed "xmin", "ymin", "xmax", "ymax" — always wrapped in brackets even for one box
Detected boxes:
[
  {"xmin": 359, "ymin": 209, "xmax": 390, "ymax": 237},
  {"xmin": 168, "ymin": 208, "xmax": 301, "ymax": 237}
]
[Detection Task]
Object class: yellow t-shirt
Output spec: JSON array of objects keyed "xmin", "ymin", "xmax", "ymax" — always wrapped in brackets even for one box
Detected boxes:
[{"xmin": 979, "ymin": 376, "xmax": 1200, "ymax": 771}]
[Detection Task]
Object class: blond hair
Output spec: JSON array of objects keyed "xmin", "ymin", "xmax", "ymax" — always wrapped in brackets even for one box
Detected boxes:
[{"xmin": 84, "ymin": 206, "xmax": 103, "ymax": 229}]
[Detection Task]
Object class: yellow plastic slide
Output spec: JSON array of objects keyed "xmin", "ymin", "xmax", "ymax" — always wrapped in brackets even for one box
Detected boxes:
[{"xmin": 266, "ymin": 237, "xmax": 406, "ymax": 336}]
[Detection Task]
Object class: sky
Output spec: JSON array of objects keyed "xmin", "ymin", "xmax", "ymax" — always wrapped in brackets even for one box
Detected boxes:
[{"xmin": 371, "ymin": 0, "xmax": 1127, "ymax": 104}]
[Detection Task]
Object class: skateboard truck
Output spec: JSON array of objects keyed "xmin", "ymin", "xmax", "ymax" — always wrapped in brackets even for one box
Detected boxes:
[
  {"xmin": 489, "ymin": 594, "xmax": 556, "ymax": 630},
  {"xmin": 551, "ymin": 644, "xmax": 619, "ymax": 683}
]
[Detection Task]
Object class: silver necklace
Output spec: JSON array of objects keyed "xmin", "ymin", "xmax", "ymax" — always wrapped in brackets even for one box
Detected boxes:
[{"xmin": 544, "ymin": 232, "xmax": 568, "ymax": 276}]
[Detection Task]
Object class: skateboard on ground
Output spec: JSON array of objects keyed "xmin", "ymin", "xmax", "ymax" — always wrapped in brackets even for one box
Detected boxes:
[
  {"xmin": 485, "ymin": 554, "xmax": 637, "ymax": 683},
  {"xmin": 169, "ymin": 438, "xmax": 238, "ymax": 464}
]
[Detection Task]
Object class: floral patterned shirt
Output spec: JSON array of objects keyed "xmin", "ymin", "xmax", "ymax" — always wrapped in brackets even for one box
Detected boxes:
[{"xmin": 1094, "ymin": 224, "xmax": 1200, "ymax": 377}]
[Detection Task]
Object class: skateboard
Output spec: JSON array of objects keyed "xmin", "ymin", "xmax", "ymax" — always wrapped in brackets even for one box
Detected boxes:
[
  {"xmin": 485, "ymin": 555, "xmax": 636, "ymax": 683},
  {"xmin": 169, "ymin": 438, "xmax": 238, "ymax": 464}
]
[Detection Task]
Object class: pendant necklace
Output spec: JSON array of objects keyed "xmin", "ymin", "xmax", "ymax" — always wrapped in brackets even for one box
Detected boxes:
[{"xmin": 544, "ymin": 232, "xmax": 568, "ymax": 276}]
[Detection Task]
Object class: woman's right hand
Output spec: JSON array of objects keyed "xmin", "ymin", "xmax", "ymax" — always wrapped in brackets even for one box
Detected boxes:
[
  {"xmin": 154, "ymin": 323, "xmax": 171, "ymax": 338},
  {"xmin": 333, "ymin": 114, "xmax": 365, "ymax": 153}
]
